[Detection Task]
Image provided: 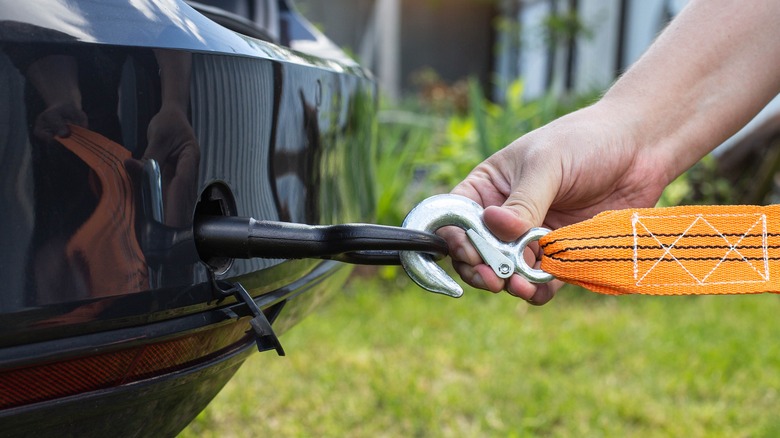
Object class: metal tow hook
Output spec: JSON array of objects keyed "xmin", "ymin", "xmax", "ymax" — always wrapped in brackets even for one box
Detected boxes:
[{"xmin": 400, "ymin": 194, "xmax": 554, "ymax": 298}]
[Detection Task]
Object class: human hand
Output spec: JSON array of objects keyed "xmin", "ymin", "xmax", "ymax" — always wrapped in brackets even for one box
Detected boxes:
[
  {"xmin": 33, "ymin": 101, "xmax": 88, "ymax": 143},
  {"xmin": 138, "ymin": 105, "xmax": 200, "ymax": 227},
  {"xmin": 27, "ymin": 55, "xmax": 87, "ymax": 143},
  {"xmin": 440, "ymin": 102, "xmax": 671, "ymax": 304},
  {"xmin": 438, "ymin": 0, "xmax": 780, "ymax": 304}
]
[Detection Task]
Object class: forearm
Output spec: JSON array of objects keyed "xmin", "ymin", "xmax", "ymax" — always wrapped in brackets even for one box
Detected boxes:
[
  {"xmin": 26, "ymin": 55, "xmax": 81, "ymax": 107},
  {"xmin": 602, "ymin": 0, "xmax": 780, "ymax": 182},
  {"xmin": 153, "ymin": 49, "xmax": 192, "ymax": 111}
]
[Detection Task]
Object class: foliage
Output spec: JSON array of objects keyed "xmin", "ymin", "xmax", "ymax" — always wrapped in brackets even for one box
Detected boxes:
[
  {"xmin": 656, "ymin": 155, "xmax": 734, "ymax": 207},
  {"xmin": 373, "ymin": 111, "xmax": 441, "ymax": 226},
  {"xmin": 372, "ymin": 76, "xmax": 598, "ymax": 229},
  {"xmin": 374, "ymin": 72, "xmax": 737, "ymax": 226},
  {"xmin": 542, "ymin": 9, "xmax": 593, "ymax": 48},
  {"xmin": 425, "ymin": 78, "xmax": 597, "ymax": 191},
  {"xmin": 409, "ymin": 68, "xmax": 470, "ymax": 115}
]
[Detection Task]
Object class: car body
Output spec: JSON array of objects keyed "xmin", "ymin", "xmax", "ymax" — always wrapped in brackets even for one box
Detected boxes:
[{"xmin": 0, "ymin": 0, "xmax": 376, "ymax": 435}]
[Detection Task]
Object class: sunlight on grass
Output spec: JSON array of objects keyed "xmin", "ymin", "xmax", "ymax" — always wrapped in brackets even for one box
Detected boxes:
[{"xmin": 181, "ymin": 274, "xmax": 780, "ymax": 437}]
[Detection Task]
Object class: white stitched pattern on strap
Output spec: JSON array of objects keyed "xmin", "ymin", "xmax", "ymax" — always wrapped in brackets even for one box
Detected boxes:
[{"xmin": 632, "ymin": 213, "xmax": 768, "ymax": 287}]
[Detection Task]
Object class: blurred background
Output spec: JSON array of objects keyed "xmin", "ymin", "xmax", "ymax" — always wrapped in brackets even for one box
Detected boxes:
[
  {"xmin": 298, "ymin": 0, "xmax": 780, "ymax": 214},
  {"xmin": 182, "ymin": 0, "xmax": 780, "ymax": 435}
]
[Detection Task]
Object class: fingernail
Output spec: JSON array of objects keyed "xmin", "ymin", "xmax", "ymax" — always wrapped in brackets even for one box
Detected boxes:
[
  {"xmin": 472, "ymin": 273, "xmax": 486, "ymax": 290},
  {"xmin": 505, "ymin": 282, "xmax": 523, "ymax": 298}
]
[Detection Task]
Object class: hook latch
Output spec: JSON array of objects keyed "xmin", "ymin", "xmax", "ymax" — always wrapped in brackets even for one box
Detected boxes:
[{"xmin": 400, "ymin": 194, "xmax": 554, "ymax": 297}]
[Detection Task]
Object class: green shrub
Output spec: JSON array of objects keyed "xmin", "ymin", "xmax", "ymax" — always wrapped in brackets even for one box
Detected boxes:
[
  {"xmin": 416, "ymin": 78, "xmax": 598, "ymax": 196},
  {"xmin": 374, "ymin": 76, "xmax": 733, "ymax": 226},
  {"xmin": 374, "ymin": 111, "xmax": 443, "ymax": 226}
]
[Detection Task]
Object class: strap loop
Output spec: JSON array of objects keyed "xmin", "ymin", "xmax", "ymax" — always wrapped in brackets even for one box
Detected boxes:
[{"xmin": 540, "ymin": 205, "xmax": 780, "ymax": 296}]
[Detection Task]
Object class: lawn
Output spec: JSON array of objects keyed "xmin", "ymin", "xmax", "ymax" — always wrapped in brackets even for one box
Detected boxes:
[{"xmin": 180, "ymin": 272, "xmax": 780, "ymax": 437}]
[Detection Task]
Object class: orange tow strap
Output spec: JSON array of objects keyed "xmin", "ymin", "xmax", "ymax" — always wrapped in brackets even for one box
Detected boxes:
[
  {"xmin": 539, "ymin": 205, "xmax": 779, "ymax": 296},
  {"xmin": 56, "ymin": 126, "xmax": 148, "ymax": 296}
]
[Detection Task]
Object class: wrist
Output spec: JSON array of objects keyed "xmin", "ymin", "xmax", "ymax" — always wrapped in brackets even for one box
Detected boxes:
[{"xmin": 596, "ymin": 87, "xmax": 701, "ymax": 187}]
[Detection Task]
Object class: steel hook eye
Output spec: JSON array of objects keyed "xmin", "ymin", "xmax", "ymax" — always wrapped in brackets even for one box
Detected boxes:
[{"xmin": 514, "ymin": 227, "xmax": 554, "ymax": 283}]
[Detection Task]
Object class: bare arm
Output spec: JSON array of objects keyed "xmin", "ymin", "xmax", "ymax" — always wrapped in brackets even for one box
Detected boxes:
[
  {"xmin": 608, "ymin": 0, "xmax": 780, "ymax": 179},
  {"xmin": 445, "ymin": 0, "xmax": 780, "ymax": 304},
  {"xmin": 26, "ymin": 55, "xmax": 87, "ymax": 140}
]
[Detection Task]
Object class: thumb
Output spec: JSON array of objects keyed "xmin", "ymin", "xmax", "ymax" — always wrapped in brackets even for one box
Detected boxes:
[{"xmin": 484, "ymin": 177, "xmax": 557, "ymax": 242}]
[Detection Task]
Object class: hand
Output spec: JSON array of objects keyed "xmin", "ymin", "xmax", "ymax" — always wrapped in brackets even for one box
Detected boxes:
[
  {"xmin": 140, "ymin": 105, "xmax": 200, "ymax": 227},
  {"xmin": 440, "ymin": 0, "xmax": 780, "ymax": 305},
  {"xmin": 33, "ymin": 101, "xmax": 88, "ymax": 143},
  {"xmin": 27, "ymin": 55, "xmax": 87, "ymax": 143},
  {"xmin": 440, "ymin": 102, "xmax": 671, "ymax": 304}
]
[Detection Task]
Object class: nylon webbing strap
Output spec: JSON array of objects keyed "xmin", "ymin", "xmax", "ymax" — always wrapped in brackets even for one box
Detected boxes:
[{"xmin": 539, "ymin": 205, "xmax": 780, "ymax": 296}]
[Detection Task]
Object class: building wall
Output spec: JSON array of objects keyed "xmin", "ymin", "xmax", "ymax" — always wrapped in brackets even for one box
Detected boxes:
[
  {"xmin": 497, "ymin": 0, "xmax": 681, "ymax": 99},
  {"xmin": 497, "ymin": 0, "xmax": 779, "ymax": 151},
  {"xmin": 296, "ymin": 0, "xmax": 496, "ymax": 99},
  {"xmin": 399, "ymin": 0, "xmax": 497, "ymax": 92},
  {"xmin": 293, "ymin": 0, "xmax": 375, "ymax": 56},
  {"xmin": 294, "ymin": 0, "xmax": 779, "ymax": 140}
]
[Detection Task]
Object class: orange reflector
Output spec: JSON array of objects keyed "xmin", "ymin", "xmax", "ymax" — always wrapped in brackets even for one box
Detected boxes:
[{"xmin": 0, "ymin": 320, "xmax": 251, "ymax": 410}]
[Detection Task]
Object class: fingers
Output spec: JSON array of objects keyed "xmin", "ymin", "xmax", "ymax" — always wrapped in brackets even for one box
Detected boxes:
[
  {"xmin": 441, "ymin": 225, "xmax": 504, "ymax": 292},
  {"xmin": 440, "ymin": 135, "xmax": 565, "ymax": 303},
  {"xmin": 437, "ymin": 225, "xmax": 480, "ymax": 265},
  {"xmin": 452, "ymin": 257, "xmax": 562, "ymax": 303},
  {"xmin": 506, "ymin": 276, "xmax": 563, "ymax": 305},
  {"xmin": 447, "ymin": 226, "xmax": 562, "ymax": 303},
  {"xmin": 163, "ymin": 145, "xmax": 200, "ymax": 227},
  {"xmin": 452, "ymin": 261, "xmax": 505, "ymax": 293},
  {"xmin": 36, "ymin": 104, "xmax": 88, "ymax": 144},
  {"xmin": 481, "ymin": 205, "xmax": 531, "ymax": 241},
  {"xmin": 443, "ymin": 222, "xmax": 513, "ymax": 294}
]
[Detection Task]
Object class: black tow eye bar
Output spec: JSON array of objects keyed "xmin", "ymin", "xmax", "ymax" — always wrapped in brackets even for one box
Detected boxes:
[{"xmin": 194, "ymin": 216, "xmax": 449, "ymax": 266}]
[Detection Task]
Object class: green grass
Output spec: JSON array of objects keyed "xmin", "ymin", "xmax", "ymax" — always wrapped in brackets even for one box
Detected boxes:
[{"xmin": 180, "ymin": 274, "xmax": 780, "ymax": 437}]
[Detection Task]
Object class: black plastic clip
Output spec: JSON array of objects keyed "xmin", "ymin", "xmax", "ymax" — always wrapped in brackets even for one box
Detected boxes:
[{"xmin": 212, "ymin": 277, "xmax": 285, "ymax": 356}]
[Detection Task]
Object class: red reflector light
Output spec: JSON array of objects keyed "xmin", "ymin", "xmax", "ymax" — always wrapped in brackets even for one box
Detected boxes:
[{"xmin": 0, "ymin": 320, "xmax": 251, "ymax": 409}]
